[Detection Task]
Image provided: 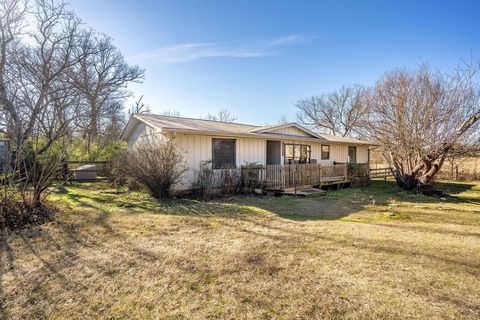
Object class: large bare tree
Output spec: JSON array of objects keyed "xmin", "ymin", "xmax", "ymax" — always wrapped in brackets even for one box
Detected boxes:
[
  {"xmin": 73, "ymin": 33, "xmax": 144, "ymax": 151},
  {"xmin": 296, "ymin": 85, "xmax": 370, "ymax": 137},
  {"xmin": 0, "ymin": 0, "xmax": 92, "ymax": 204},
  {"xmin": 0, "ymin": 0, "xmax": 141, "ymax": 205},
  {"xmin": 368, "ymin": 64, "xmax": 480, "ymax": 190}
]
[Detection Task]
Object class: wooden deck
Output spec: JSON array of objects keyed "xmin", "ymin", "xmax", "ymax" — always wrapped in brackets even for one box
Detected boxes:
[
  {"xmin": 280, "ymin": 187, "xmax": 327, "ymax": 197},
  {"xmin": 241, "ymin": 163, "xmax": 368, "ymax": 191}
]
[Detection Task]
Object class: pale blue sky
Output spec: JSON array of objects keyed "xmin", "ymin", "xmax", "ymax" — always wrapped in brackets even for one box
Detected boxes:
[{"xmin": 69, "ymin": 0, "xmax": 480, "ymax": 124}]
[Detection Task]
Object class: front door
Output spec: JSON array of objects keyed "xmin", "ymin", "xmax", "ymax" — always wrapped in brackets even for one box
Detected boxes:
[
  {"xmin": 348, "ymin": 146, "xmax": 357, "ymax": 163},
  {"xmin": 266, "ymin": 140, "xmax": 281, "ymax": 165}
]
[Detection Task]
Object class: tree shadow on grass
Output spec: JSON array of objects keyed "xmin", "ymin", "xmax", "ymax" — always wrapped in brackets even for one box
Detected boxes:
[
  {"xmin": 53, "ymin": 181, "xmax": 480, "ymax": 229},
  {"xmin": 0, "ymin": 231, "xmax": 15, "ymax": 319},
  {"xmin": 0, "ymin": 205, "xmax": 178, "ymax": 317},
  {"xmin": 226, "ymin": 216, "xmax": 480, "ymax": 275},
  {"xmin": 266, "ymin": 180, "xmax": 480, "ymax": 221}
]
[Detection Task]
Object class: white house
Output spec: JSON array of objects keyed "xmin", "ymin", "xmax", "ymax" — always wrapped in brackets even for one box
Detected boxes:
[{"xmin": 121, "ymin": 114, "xmax": 375, "ymax": 190}]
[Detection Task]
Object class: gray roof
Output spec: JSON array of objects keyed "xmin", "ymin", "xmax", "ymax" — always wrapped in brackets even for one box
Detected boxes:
[
  {"xmin": 123, "ymin": 114, "xmax": 375, "ymax": 145},
  {"xmin": 137, "ymin": 114, "xmax": 258, "ymax": 134},
  {"xmin": 317, "ymin": 133, "xmax": 373, "ymax": 145}
]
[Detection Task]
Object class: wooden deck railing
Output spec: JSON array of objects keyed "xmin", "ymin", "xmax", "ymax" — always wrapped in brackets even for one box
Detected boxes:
[
  {"xmin": 241, "ymin": 163, "xmax": 371, "ymax": 190},
  {"xmin": 241, "ymin": 163, "xmax": 370, "ymax": 190}
]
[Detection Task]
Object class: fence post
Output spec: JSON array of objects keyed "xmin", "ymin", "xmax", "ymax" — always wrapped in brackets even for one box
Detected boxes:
[
  {"xmin": 62, "ymin": 159, "xmax": 69, "ymax": 183},
  {"xmin": 319, "ymin": 165, "xmax": 322, "ymax": 187},
  {"xmin": 293, "ymin": 164, "xmax": 297, "ymax": 195},
  {"xmin": 310, "ymin": 164, "xmax": 313, "ymax": 186}
]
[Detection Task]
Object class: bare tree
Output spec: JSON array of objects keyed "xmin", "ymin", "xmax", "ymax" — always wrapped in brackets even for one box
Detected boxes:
[
  {"xmin": 128, "ymin": 95, "xmax": 151, "ymax": 115},
  {"xmin": 0, "ymin": 0, "xmax": 95, "ymax": 206},
  {"xmin": 206, "ymin": 108, "xmax": 238, "ymax": 122},
  {"xmin": 278, "ymin": 114, "xmax": 289, "ymax": 124},
  {"xmin": 296, "ymin": 85, "xmax": 370, "ymax": 137},
  {"xmin": 73, "ymin": 33, "xmax": 144, "ymax": 151},
  {"xmin": 159, "ymin": 109, "xmax": 181, "ymax": 117},
  {"xmin": 368, "ymin": 64, "xmax": 480, "ymax": 190},
  {"xmin": 0, "ymin": 0, "xmax": 141, "ymax": 207}
]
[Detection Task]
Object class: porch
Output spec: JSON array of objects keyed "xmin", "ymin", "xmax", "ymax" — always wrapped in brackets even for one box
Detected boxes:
[{"xmin": 241, "ymin": 163, "xmax": 369, "ymax": 191}]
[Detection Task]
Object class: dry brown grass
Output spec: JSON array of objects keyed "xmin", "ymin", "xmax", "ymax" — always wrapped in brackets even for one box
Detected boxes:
[{"xmin": 0, "ymin": 181, "xmax": 479, "ymax": 319}]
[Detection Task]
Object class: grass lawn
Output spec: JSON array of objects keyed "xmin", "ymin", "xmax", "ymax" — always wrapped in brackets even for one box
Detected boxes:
[{"xmin": 1, "ymin": 180, "xmax": 479, "ymax": 319}]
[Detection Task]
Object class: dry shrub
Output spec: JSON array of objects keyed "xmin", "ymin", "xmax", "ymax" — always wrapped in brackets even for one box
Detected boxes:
[
  {"xmin": 0, "ymin": 198, "xmax": 54, "ymax": 230},
  {"xmin": 192, "ymin": 161, "xmax": 216, "ymax": 199},
  {"xmin": 219, "ymin": 168, "xmax": 241, "ymax": 194},
  {"xmin": 120, "ymin": 138, "xmax": 187, "ymax": 199},
  {"xmin": 192, "ymin": 161, "xmax": 241, "ymax": 199}
]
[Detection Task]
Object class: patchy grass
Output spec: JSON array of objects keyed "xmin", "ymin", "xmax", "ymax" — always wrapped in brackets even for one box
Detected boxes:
[{"xmin": 1, "ymin": 180, "xmax": 479, "ymax": 319}]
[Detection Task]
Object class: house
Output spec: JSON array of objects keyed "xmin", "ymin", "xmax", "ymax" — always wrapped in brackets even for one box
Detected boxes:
[{"xmin": 121, "ymin": 114, "xmax": 375, "ymax": 191}]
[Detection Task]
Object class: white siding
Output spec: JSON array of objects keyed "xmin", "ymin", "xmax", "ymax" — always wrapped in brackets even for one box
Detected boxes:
[
  {"xmin": 310, "ymin": 143, "xmax": 348, "ymax": 165},
  {"xmin": 311, "ymin": 144, "xmax": 369, "ymax": 164},
  {"xmin": 270, "ymin": 126, "xmax": 311, "ymax": 137},
  {"xmin": 127, "ymin": 123, "xmax": 154, "ymax": 148},
  {"xmin": 174, "ymin": 134, "xmax": 267, "ymax": 190},
  {"xmin": 357, "ymin": 146, "xmax": 369, "ymax": 163}
]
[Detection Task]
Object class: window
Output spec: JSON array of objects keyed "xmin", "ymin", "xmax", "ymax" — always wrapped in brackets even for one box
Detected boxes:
[
  {"xmin": 212, "ymin": 139, "xmax": 236, "ymax": 169},
  {"xmin": 348, "ymin": 146, "xmax": 357, "ymax": 163},
  {"xmin": 321, "ymin": 145, "xmax": 330, "ymax": 160},
  {"xmin": 284, "ymin": 143, "xmax": 311, "ymax": 164}
]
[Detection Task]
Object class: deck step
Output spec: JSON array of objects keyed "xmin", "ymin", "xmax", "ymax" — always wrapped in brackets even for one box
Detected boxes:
[
  {"xmin": 280, "ymin": 188, "xmax": 327, "ymax": 197},
  {"xmin": 280, "ymin": 185, "xmax": 311, "ymax": 192}
]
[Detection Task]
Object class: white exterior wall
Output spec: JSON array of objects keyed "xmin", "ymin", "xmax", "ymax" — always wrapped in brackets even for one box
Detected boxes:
[
  {"xmin": 357, "ymin": 146, "xmax": 369, "ymax": 163},
  {"xmin": 310, "ymin": 143, "xmax": 348, "ymax": 165},
  {"xmin": 310, "ymin": 144, "xmax": 369, "ymax": 164},
  {"xmin": 127, "ymin": 123, "xmax": 159, "ymax": 148},
  {"xmin": 174, "ymin": 134, "xmax": 267, "ymax": 189},
  {"xmin": 269, "ymin": 127, "xmax": 311, "ymax": 137}
]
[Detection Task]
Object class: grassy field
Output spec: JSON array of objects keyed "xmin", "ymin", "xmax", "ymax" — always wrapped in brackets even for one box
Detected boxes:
[{"xmin": 1, "ymin": 180, "xmax": 479, "ymax": 319}]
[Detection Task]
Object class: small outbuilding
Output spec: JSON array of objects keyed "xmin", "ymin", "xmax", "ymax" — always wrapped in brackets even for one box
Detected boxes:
[{"xmin": 73, "ymin": 164, "xmax": 98, "ymax": 181}]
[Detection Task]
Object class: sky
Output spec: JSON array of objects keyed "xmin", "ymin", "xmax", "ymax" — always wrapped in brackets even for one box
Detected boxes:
[{"xmin": 68, "ymin": 0, "xmax": 480, "ymax": 125}]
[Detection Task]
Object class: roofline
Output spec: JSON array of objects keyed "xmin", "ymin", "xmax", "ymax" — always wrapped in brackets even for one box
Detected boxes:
[
  {"xmin": 248, "ymin": 122, "xmax": 322, "ymax": 139},
  {"xmin": 120, "ymin": 114, "xmax": 135, "ymax": 141},
  {"xmin": 162, "ymin": 128, "xmax": 375, "ymax": 145},
  {"xmin": 123, "ymin": 113, "xmax": 377, "ymax": 146},
  {"xmin": 121, "ymin": 114, "xmax": 160, "ymax": 141},
  {"xmin": 136, "ymin": 113, "xmax": 262, "ymax": 128}
]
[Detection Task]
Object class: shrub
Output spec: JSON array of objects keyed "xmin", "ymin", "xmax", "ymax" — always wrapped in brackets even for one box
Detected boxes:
[
  {"xmin": 348, "ymin": 163, "xmax": 368, "ymax": 178},
  {"xmin": 67, "ymin": 138, "xmax": 127, "ymax": 162},
  {"xmin": 0, "ymin": 197, "xmax": 54, "ymax": 230},
  {"xmin": 192, "ymin": 161, "xmax": 241, "ymax": 199},
  {"xmin": 120, "ymin": 138, "xmax": 187, "ymax": 199},
  {"xmin": 219, "ymin": 168, "xmax": 241, "ymax": 195},
  {"xmin": 192, "ymin": 161, "xmax": 216, "ymax": 199},
  {"xmin": 241, "ymin": 162, "xmax": 264, "ymax": 193}
]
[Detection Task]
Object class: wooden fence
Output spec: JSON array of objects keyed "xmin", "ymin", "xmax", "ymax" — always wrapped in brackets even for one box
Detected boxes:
[{"xmin": 369, "ymin": 167, "xmax": 393, "ymax": 180}]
